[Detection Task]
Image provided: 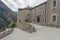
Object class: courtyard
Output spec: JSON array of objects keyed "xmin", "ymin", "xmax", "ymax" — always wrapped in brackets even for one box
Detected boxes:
[{"xmin": 1, "ymin": 24, "xmax": 60, "ymax": 40}]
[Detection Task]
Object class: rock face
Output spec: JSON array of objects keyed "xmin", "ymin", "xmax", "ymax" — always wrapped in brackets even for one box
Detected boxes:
[
  {"xmin": 0, "ymin": 0, "xmax": 17, "ymax": 32},
  {"xmin": 18, "ymin": 22, "xmax": 36, "ymax": 33},
  {"xmin": 0, "ymin": 0, "xmax": 17, "ymax": 22}
]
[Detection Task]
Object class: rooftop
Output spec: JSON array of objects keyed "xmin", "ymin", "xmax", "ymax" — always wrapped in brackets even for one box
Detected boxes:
[{"xmin": 18, "ymin": 0, "xmax": 47, "ymax": 11}]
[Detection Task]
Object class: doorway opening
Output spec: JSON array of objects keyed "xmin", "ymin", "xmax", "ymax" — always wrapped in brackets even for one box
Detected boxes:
[{"xmin": 37, "ymin": 16, "xmax": 40, "ymax": 22}]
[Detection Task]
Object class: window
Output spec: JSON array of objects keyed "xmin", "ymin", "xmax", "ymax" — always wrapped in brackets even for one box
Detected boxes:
[
  {"xmin": 25, "ymin": 19, "xmax": 28, "ymax": 22},
  {"xmin": 19, "ymin": 20, "xmax": 21, "ymax": 22},
  {"xmin": 53, "ymin": 0, "xmax": 56, "ymax": 7},
  {"xmin": 27, "ymin": 14, "xmax": 29, "ymax": 16},
  {"xmin": 52, "ymin": 15, "xmax": 56, "ymax": 22}
]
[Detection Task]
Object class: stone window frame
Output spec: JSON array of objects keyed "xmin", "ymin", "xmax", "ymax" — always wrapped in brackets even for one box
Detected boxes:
[
  {"xmin": 51, "ymin": 0, "xmax": 57, "ymax": 9},
  {"xmin": 51, "ymin": 13, "xmax": 57, "ymax": 24}
]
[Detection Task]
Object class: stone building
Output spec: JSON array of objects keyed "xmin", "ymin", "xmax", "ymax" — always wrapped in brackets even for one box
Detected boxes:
[
  {"xmin": 31, "ymin": 2, "xmax": 47, "ymax": 25},
  {"xmin": 18, "ymin": 7, "xmax": 31, "ymax": 22},
  {"xmin": 46, "ymin": 0, "xmax": 60, "ymax": 26},
  {"xmin": 17, "ymin": 7, "xmax": 36, "ymax": 33},
  {"xmin": 17, "ymin": 7, "xmax": 31, "ymax": 27},
  {"xmin": 17, "ymin": 0, "xmax": 60, "ymax": 27}
]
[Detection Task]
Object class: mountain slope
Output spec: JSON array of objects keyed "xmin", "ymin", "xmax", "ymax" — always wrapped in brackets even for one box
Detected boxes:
[{"xmin": 0, "ymin": 0, "xmax": 17, "ymax": 26}]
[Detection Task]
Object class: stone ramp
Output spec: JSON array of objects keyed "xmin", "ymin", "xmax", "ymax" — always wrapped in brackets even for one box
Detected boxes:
[{"xmin": 17, "ymin": 22, "xmax": 36, "ymax": 33}]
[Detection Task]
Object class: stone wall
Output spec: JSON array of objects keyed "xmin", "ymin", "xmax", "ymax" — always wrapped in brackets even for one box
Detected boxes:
[{"xmin": 17, "ymin": 22, "xmax": 36, "ymax": 33}]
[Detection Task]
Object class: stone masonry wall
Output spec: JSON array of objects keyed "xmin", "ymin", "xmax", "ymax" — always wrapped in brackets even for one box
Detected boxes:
[{"xmin": 17, "ymin": 22, "xmax": 36, "ymax": 33}]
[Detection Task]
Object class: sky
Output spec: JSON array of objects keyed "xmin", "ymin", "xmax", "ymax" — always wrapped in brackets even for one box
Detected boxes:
[{"xmin": 1, "ymin": 0, "xmax": 47, "ymax": 12}]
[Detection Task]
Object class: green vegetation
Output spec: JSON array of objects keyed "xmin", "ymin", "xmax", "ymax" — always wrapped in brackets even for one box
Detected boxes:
[{"xmin": 8, "ymin": 21, "xmax": 16, "ymax": 28}]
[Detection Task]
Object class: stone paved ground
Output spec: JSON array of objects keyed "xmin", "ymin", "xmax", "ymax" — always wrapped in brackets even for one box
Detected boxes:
[{"xmin": 1, "ymin": 24, "xmax": 60, "ymax": 40}]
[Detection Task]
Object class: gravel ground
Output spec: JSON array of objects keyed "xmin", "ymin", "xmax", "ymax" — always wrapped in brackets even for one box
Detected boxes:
[{"xmin": 1, "ymin": 24, "xmax": 60, "ymax": 40}]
